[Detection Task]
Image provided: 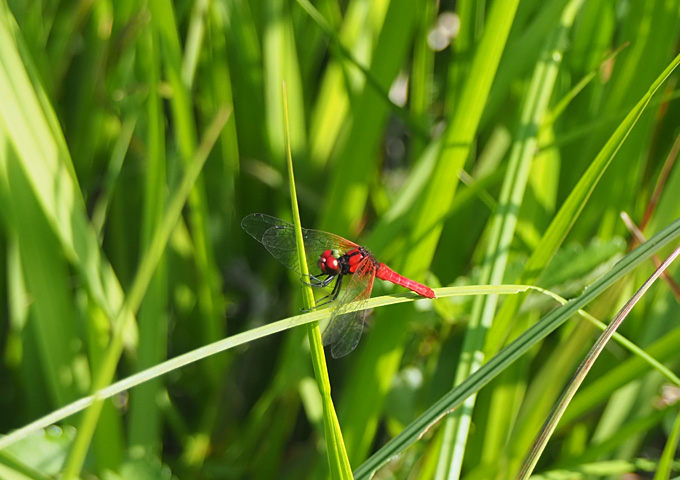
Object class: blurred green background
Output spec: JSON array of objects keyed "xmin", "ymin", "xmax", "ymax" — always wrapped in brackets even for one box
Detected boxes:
[{"xmin": 1, "ymin": 0, "xmax": 680, "ymax": 478}]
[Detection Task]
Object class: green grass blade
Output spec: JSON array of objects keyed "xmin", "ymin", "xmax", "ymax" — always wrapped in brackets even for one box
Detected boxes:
[
  {"xmin": 149, "ymin": 0, "xmax": 225, "ymax": 392},
  {"xmin": 1, "ymin": 156, "xmax": 83, "ymax": 404},
  {"xmin": 354, "ymin": 216, "xmax": 680, "ymax": 479},
  {"xmin": 0, "ymin": 286, "xmax": 526, "ymax": 451},
  {"xmin": 404, "ymin": 0, "xmax": 520, "ymax": 283},
  {"xmin": 182, "ymin": 0, "xmax": 208, "ymax": 87},
  {"xmin": 283, "ymin": 83, "xmax": 352, "ymax": 479},
  {"xmin": 653, "ymin": 406, "xmax": 680, "ymax": 480},
  {"xmin": 0, "ymin": 1, "xmax": 116, "ymax": 319},
  {"xmin": 518, "ymin": 245, "xmax": 680, "ymax": 479},
  {"xmin": 127, "ymin": 22, "xmax": 167, "ymax": 453}
]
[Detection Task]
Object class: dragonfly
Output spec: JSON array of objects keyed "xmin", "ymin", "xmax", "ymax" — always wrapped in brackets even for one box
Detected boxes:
[{"xmin": 241, "ymin": 213, "xmax": 436, "ymax": 358}]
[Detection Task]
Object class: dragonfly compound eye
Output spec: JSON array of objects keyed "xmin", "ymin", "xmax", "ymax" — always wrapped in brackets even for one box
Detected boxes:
[{"xmin": 318, "ymin": 249, "xmax": 340, "ymax": 275}]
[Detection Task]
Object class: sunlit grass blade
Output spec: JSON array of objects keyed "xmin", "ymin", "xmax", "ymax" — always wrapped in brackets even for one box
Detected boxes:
[
  {"xmin": 2, "ymin": 158, "xmax": 82, "ymax": 406},
  {"xmin": 264, "ymin": 0, "xmax": 306, "ymax": 164},
  {"xmin": 0, "ymin": 1, "xmax": 114, "ymax": 321},
  {"xmin": 298, "ymin": 0, "xmax": 428, "ymax": 148},
  {"xmin": 0, "ymin": 9, "xmax": 132, "ymax": 474},
  {"xmin": 90, "ymin": 116, "xmax": 137, "ymax": 237},
  {"xmin": 316, "ymin": 0, "xmax": 420, "ymax": 233},
  {"xmin": 0, "ymin": 286, "xmax": 520, "ymax": 451},
  {"xmin": 182, "ymin": 0, "xmax": 208, "ymax": 87}
]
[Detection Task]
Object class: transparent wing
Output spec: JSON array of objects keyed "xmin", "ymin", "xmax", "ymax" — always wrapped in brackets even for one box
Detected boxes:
[
  {"xmin": 241, "ymin": 213, "xmax": 358, "ymax": 276},
  {"xmin": 321, "ymin": 258, "xmax": 376, "ymax": 358}
]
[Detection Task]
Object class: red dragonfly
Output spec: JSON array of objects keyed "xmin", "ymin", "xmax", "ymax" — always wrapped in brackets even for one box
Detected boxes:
[{"xmin": 242, "ymin": 213, "xmax": 436, "ymax": 358}]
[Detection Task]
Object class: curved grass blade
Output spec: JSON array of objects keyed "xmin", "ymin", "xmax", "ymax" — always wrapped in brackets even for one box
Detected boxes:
[
  {"xmin": 0, "ymin": 286, "xmax": 517, "ymax": 451},
  {"xmin": 3, "ymin": 274, "xmax": 677, "ymax": 457}
]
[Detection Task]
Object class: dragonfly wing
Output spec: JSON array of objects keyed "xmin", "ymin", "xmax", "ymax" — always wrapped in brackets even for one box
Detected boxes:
[
  {"xmin": 241, "ymin": 213, "xmax": 288, "ymax": 243},
  {"xmin": 242, "ymin": 214, "xmax": 302, "ymax": 272},
  {"xmin": 322, "ymin": 259, "xmax": 376, "ymax": 358},
  {"xmin": 242, "ymin": 213, "xmax": 359, "ymax": 276}
]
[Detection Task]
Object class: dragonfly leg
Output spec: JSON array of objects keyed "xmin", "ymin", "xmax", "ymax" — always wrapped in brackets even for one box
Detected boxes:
[
  {"xmin": 313, "ymin": 274, "xmax": 344, "ymax": 308},
  {"xmin": 300, "ymin": 275, "xmax": 344, "ymax": 312},
  {"xmin": 330, "ymin": 274, "xmax": 344, "ymax": 300},
  {"xmin": 303, "ymin": 273, "xmax": 336, "ymax": 288}
]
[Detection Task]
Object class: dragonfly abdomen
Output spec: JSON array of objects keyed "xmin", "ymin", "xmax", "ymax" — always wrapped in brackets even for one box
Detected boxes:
[{"xmin": 375, "ymin": 264, "xmax": 436, "ymax": 299}]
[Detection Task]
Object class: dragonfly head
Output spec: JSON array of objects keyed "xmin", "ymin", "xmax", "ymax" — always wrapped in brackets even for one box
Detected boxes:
[{"xmin": 318, "ymin": 249, "xmax": 340, "ymax": 275}]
